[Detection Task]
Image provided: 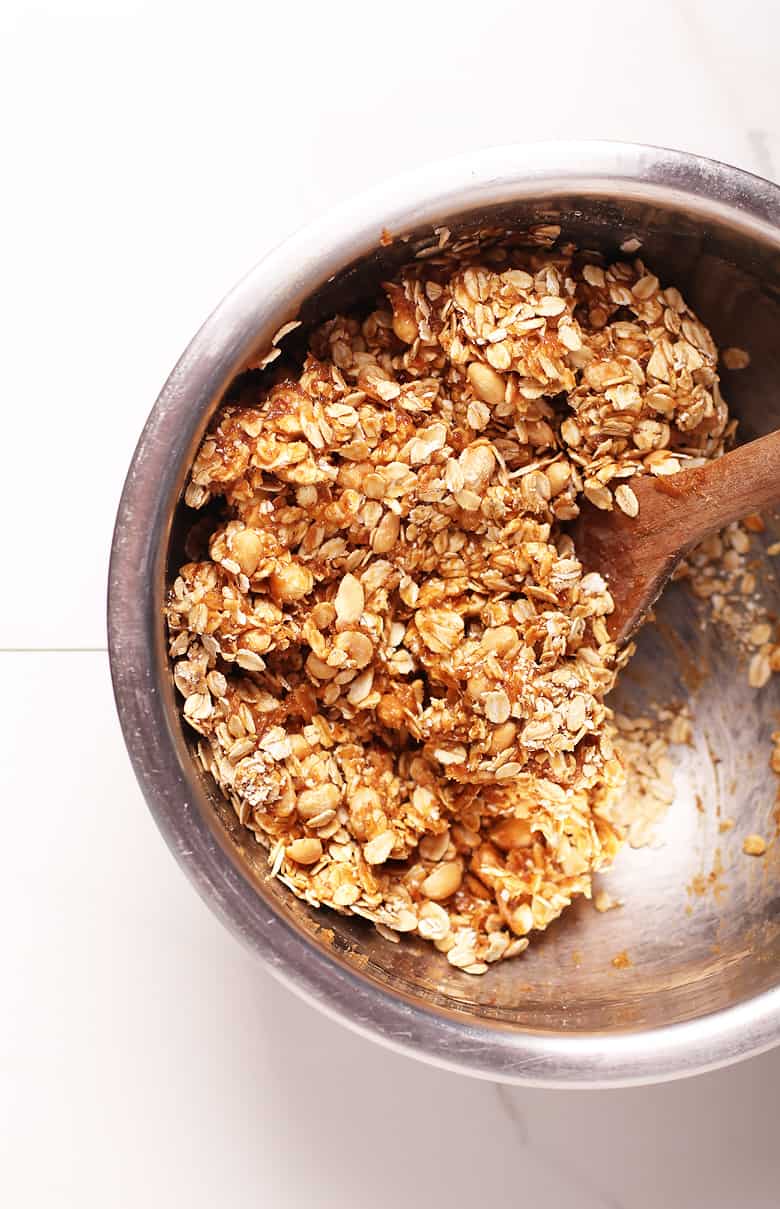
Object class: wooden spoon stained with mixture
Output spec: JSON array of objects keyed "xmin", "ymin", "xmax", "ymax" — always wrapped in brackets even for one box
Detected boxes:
[{"xmin": 573, "ymin": 430, "xmax": 780, "ymax": 645}]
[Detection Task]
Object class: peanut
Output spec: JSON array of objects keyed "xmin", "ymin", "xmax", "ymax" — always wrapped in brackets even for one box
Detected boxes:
[
  {"xmin": 287, "ymin": 838, "xmax": 323, "ymax": 865},
  {"xmin": 297, "ymin": 784, "xmax": 340, "ymax": 819},
  {"xmin": 269, "ymin": 562, "xmax": 314, "ymax": 603},
  {"xmin": 232, "ymin": 528, "xmax": 263, "ymax": 576},
  {"xmin": 421, "ymin": 860, "xmax": 462, "ymax": 901},
  {"xmin": 490, "ymin": 817, "xmax": 533, "ymax": 850},
  {"xmin": 467, "ymin": 361, "xmax": 505, "ymax": 406}
]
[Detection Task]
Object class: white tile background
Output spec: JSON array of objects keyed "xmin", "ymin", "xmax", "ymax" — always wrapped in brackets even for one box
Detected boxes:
[{"xmin": 2, "ymin": 1, "xmax": 779, "ymax": 1205}]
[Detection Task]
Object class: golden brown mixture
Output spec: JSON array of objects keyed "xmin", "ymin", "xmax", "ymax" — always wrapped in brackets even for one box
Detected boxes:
[{"xmin": 166, "ymin": 228, "xmax": 731, "ymax": 974}]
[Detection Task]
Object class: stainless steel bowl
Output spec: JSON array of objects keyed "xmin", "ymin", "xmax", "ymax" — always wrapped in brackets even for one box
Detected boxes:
[{"xmin": 108, "ymin": 142, "xmax": 780, "ymax": 1087}]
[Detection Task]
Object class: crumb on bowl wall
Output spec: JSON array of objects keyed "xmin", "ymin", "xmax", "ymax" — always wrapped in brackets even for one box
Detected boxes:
[{"xmin": 721, "ymin": 346, "xmax": 751, "ymax": 371}]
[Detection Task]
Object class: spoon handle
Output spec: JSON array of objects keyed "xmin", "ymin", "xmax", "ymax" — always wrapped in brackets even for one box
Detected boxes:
[{"xmin": 634, "ymin": 429, "xmax": 780, "ymax": 556}]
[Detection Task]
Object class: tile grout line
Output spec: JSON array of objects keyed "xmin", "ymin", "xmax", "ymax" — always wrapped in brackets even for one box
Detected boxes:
[{"xmin": 0, "ymin": 647, "xmax": 109, "ymax": 653}]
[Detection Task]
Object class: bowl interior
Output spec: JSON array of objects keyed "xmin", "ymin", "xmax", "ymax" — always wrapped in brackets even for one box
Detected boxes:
[{"xmin": 167, "ymin": 189, "xmax": 780, "ymax": 1034}]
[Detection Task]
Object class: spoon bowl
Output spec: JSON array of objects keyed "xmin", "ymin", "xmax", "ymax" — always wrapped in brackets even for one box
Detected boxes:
[{"xmin": 574, "ymin": 429, "xmax": 780, "ymax": 644}]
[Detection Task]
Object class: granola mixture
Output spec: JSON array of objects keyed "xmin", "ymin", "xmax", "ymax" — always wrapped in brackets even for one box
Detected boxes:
[{"xmin": 166, "ymin": 230, "xmax": 732, "ymax": 974}]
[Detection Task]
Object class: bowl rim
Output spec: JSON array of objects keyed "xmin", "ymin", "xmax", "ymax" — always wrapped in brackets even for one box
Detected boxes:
[{"xmin": 108, "ymin": 139, "xmax": 780, "ymax": 1087}]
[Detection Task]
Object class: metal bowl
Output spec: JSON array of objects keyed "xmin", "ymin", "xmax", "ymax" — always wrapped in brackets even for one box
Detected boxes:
[{"xmin": 108, "ymin": 142, "xmax": 780, "ymax": 1087}]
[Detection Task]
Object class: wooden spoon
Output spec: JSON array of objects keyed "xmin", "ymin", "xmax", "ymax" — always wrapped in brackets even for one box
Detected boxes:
[{"xmin": 572, "ymin": 430, "xmax": 780, "ymax": 645}]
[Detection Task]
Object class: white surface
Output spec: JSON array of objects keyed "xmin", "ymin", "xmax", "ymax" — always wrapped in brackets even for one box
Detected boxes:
[{"xmin": 2, "ymin": 1, "xmax": 779, "ymax": 1205}]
